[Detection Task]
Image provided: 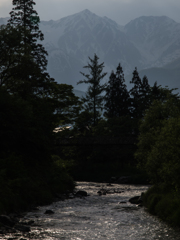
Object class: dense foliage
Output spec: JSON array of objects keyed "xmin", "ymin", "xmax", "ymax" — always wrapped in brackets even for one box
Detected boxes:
[
  {"xmin": 0, "ymin": 0, "xmax": 53, "ymax": 98},
  {"xmin": 136, "ymin": 89, "xmax": 180, "ymax": 188},
  {"xmin": 0, "ymin": 0, "xmax": 79, "ymax": 214},
  {"xmin": 135, "ymin": 89, "xmax": 180, "ymax": 226},
  {"xmin": 104, "ymin": 63, "xmax": 130, "ymax": 118}
]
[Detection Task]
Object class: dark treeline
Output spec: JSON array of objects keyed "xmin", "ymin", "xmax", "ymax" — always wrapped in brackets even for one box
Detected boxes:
[
  {"xmin": 1, "ymin": 0, "xmax": 180, "ymax": 227},
  {"xmin": 0, "ymin": 0, "xmax": 80, "ymax": 214},
  {"xmin": 60, "ymin": 54, "xmax": 178, "ymax": 183}
]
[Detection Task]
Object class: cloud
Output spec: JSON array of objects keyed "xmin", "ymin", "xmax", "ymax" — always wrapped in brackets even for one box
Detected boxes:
[
  {"xmin": 35, "ymin": 0, "xmax": 180, "ymax": 24},
  {"xmin": 0, "ymin": 0, "xmax": 9, "ymax": 4},
  {"xmin": 0, "ymin": 0, "xmax": 12, "ymax": 17},
  {"xmin": 0, "ymin": 0, "xmax": 180, "ymax": 25}
]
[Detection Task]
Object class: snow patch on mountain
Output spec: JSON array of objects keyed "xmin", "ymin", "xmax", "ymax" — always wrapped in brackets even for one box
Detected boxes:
[
  {"xmin": 1, "ymin": 11, "xmax": 180, "ymax": 90},
  {"xmin": 37, "ymin": 9, "xmax": 143, "ymax": 88},
  {"xmin": 124, "ymin": 16, "xmax": 180, "ymax": 67}
]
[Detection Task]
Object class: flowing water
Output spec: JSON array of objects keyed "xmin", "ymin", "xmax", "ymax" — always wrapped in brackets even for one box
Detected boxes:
[{"xmin": 2, "ymin": 182, "xmax": 180, "ymax": 240}]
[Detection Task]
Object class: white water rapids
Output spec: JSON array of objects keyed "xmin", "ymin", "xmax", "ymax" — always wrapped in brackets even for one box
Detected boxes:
[{"xmin": 2, "ymin": 182, "xmax": 180, "ymax": 239}]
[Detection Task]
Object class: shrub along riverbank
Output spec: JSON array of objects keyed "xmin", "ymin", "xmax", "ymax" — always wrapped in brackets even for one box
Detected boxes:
[
  {"xmin": 143, "ymin": 185, "xmax": 180, "ymax": 228},
  {"xmin": 136, "ymin": 97, "xmax": 180, "ymax": 228},
  {"xmin": 0, "ymin": 86, "xmax": 76, "ymax": 215},
  {"xmin": 0, "ymin": 155, "xmax": 75, "ymax": 214}
]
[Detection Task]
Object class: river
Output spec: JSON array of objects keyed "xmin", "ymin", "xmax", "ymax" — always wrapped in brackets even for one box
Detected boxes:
[{"xmin": 2, "ymin": 182, "xmax": 180, "ymax": 239}]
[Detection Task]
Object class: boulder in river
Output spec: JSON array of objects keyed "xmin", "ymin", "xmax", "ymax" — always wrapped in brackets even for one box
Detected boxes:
[
  {"xmin": 129, "ymin": 196, "xmax": 142, "ymax": 204},
  {"xmin": 44, "ymin": 210, "xmax": 54, "ymax": 214},
  {"xmin": 75, "ymin": 190, "xmax": 88, "ymax": 197}
]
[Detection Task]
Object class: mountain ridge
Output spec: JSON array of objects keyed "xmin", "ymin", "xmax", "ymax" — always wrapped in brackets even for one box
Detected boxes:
[
  {"xmin": 38, "ymin": 9, "xmax": 143, "ymax": 90},
  {"xmin": 1, "ymin": 10, "xmax": 180, "ymax": 91}
]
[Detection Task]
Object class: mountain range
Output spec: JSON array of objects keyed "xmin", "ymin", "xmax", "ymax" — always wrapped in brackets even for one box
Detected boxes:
[{"xmin": 1, "ymin": 10, "xmax": 180, "ymax": 92}]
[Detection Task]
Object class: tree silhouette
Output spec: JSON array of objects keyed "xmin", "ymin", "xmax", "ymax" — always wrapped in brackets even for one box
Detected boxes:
[
  {"xmin": 130, "ymin": 67, "xmax": 150, "ymax": 118},
  {"xmin": 77, "ymin": 54, "xmax": 107, "ymax": 126},
  {"xmin": 104, "ymin": 63, "xmax": 130, "ymax": 118},
  {"xmin": 2, "ymin": 0, "xmax": 54, "ymax": 98}
]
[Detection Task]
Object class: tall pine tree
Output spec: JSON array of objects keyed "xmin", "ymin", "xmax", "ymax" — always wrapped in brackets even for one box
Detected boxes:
[
  {"xmin": 104, "ymin": 63, "xmax": 130, "ymax": 118},
  {"xmin": 0, "ymin": 24, "xmax": 22, "ymax": 88},
  {"xmin": 77, "ymin": 54, "xmax": 107, "ymax": 126},
  {"xmin": 130, "ymin": 67, "xmax": 150, "ymax": 118},
  {"xmin": 104, "ymin": 70, "xmax": 116, "ymax": 118},
  {"xmin": 2, "ymin": 0, "xmax": 54, "ymax": 98}
]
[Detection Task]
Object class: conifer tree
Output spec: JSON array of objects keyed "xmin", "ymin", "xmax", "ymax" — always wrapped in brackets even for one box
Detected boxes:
[
  {"xmin": 129, "ymin": 67, "xmax": 142, "ymax": 118},
  {"xmin": 2, "ymin": 0, "xmax": 54, "ymax": 98},
  {"xmin": 0, "ymin": 0, "xmax": 80, "ymax": 127},
  {"xmin": 139, "ymin": 75, "xmax": 151, "ymax": 113},
  {"xmin": 77, "ymin": 54, "xmax": 107, "ymax": 126},
  {"xmin": 0, "ymin": 24, "xmax": 22, "ymax": 87},
  {"xmin": 130, "ymin": 67, "xmax": 150, "ymax": 118},
  {"xmin": 104, "ymin": 70, "xmax": 116, "ymax": 118},
  {"xmin": 104, "ymin": 63, "xmax": 130, "ymax": 118}
]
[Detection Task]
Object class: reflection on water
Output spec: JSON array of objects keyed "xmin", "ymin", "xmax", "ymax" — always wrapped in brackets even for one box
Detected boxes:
[{"xmin": 2, "ymin": 182, "xmax": 180, "ymax": 239}]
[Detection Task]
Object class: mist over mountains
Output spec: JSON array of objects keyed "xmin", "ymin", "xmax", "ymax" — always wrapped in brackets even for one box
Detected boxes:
[{"xmin": 1, "ymin": 10, "xmax": 180, "ymax": 92}]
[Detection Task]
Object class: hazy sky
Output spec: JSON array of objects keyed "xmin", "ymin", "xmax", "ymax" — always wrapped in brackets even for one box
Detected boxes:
[{"xmin": 0, "ymin": 0, "xmax": 180, "ymax": 25}]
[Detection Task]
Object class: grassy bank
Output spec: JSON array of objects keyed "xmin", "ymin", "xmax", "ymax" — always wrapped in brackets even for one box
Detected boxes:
[{"xmin": 143, "ymin": 185, "xmax": 180, "ymax": 227}]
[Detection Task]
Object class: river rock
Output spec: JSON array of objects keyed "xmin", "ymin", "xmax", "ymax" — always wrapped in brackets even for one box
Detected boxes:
[
  {"xmin": 15, "ymin": 224, "xmax": 31, "ymax": 232},
  {"xmin": 129, "ymin": 196, "xmax": 142, "ymax": 204},
  {"xmin": 106, "ymin": 183, "xmax": 113, "ymax": 186},
  {"xmin": 44, "ymin": 210, "xmax": 54, "ymax": 214},
  {"xmin": 75, "ymin": 190, "xmax": 88, "ymax": 197},
  {"xmin": 97, "ymin": 189, "xmax": 107, "ymax": 195},
  {"xmin": 20, "ymin": 219, "xmax": 34, "ymax": 225}
]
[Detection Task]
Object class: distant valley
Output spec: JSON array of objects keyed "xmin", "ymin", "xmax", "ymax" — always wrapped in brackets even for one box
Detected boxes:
[{"xmin": 1, "ymin": 10, "xmax": 180, "ymax": 92}]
